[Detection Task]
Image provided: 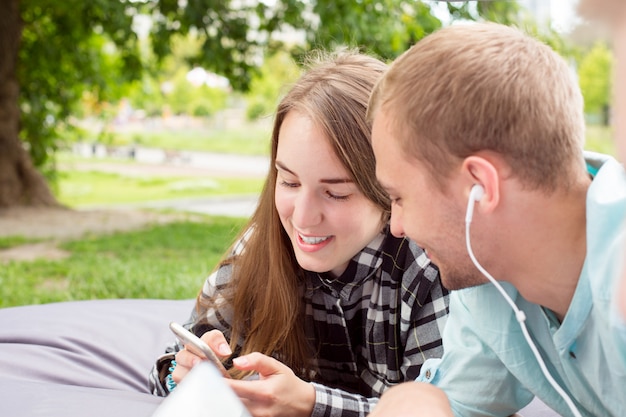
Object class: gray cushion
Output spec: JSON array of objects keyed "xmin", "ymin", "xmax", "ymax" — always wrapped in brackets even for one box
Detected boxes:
[
  {"xmin": 0, "ymin": 299, "xmax": 192, "ymax": 417},
  {"xmin": 0, "ymin": 298, "xmax": 559, "ymax": 417}
]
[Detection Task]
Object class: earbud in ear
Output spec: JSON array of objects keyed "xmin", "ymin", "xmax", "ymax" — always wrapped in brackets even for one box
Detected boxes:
[
  {"xmin": 465, "ymin": 184, "xmax": 485, "ymax": 223},
  {"xmin": 470, "ymin": 184, "xmax": 485, "ymax": 202}
]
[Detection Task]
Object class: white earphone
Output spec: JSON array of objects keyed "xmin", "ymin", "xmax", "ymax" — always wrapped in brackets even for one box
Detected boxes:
[
  {"xmin": 464, "ymin": 184, "xmax": 582, "ymax": 417},
  {"xmin": 465, "ymin": 184, "xmax": 485, "ymax": 223}
]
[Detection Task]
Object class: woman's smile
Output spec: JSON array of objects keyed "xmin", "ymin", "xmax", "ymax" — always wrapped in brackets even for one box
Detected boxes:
[{"xmin": 296, "ymin": 231, "xmax": 334, "ymax": 252}]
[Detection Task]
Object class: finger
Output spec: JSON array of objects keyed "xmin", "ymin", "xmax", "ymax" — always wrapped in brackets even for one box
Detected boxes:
[
  {"xmin": 175, "ymin": 348, "xmax": 202, "ymax": 370},
  {"xmin": 200, "ymin": 329, "xmax": 232, "ymax": 357},
  {"xmin": 232, "ymin": 352, "xmax": 287, "ymax": 377},
  {"xmin": 171, "ymin": 361, "xmax": 189, "ymax": 384},
  {"xmin": 226, "ymin": 379, "xmax": 266, "ymax": 404},
  {"xmin": 235, "ymin": 395, "xmax": 258, "ymax": 415},
  {"xmin": 172, "ymin": 348, "xmax": 207, "ymax": 383},
  {"xmin": 171, "ymin": 351, "xmax": 192, "ymax": 383}
]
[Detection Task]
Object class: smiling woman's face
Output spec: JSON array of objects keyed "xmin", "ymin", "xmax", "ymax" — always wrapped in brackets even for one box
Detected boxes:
[{"xmin": 274, "ymin": 110, "xmax": 384, "ymax": 278}]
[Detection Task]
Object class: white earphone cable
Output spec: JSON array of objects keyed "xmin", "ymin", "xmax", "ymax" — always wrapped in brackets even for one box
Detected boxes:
[{"xmin": 465, "ymin": 190, "xmax": 582, "ymax": 417}]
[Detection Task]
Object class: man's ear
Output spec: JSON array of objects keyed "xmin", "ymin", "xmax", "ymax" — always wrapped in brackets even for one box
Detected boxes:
[{"xmin": 461, "ymin": 155, "xmax": 500, "ymax": 214}]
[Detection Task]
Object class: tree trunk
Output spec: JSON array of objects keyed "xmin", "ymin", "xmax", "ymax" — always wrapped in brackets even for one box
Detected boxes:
[{"xmin": 0, "ymin": 0, "xmax": 59, "ymax": 208}]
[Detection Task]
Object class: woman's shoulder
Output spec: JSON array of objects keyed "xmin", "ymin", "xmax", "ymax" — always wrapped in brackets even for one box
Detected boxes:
[
  {"xmin": 379, "ymin": 228, "xmax": 434, "ymax": 274},
  {"xmin": 378, "ymin": 229, "xmax": 444, "ymax": 302},
  {"xmin": 213, "ymin": 262, "xmax": 235, "ymax": 287}
]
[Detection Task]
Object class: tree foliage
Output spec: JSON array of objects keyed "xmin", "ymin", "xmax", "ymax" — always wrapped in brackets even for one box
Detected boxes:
[
  {"xmin": 4, "ymin": 0, "xmax": 569, "ymax": 208},
  {"xmin": 19, "ymin": 0, "xmax": 141, "ymax": 172},
  {"xmin": 306, "ymin": 0, "xmax": 442, "ymax": 60},
  {"xmin": 578, "ymin": 42, "xmax": 613, "ymax": 122},
  {"xmin": 245, "ymin": 50, "xmax": 301, "ymax": 121},
  {"xmin": 17, "ymin": 0, "xmax": 545, "ymax": 169}
]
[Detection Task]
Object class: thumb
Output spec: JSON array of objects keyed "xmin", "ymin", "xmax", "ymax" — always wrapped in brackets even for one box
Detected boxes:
[{"xmin": 232, "ymin": 352, "xmax": 286, "ymax": 377}]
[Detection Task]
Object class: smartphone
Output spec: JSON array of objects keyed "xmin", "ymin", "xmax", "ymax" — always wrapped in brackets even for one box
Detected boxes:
[{"xmin": 169, "ymin": 322, "xmax": 231, "ymax": 378}]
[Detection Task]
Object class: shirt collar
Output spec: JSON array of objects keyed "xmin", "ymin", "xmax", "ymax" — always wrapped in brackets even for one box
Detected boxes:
[{"xmin": 304, "ymin": 228, "xmax": 387, "ymax": 298}]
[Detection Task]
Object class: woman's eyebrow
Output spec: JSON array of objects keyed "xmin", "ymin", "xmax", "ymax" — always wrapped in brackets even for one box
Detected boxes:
[
  {"xmin": 275, "ymin": 161, "xmax": 295, "ymax": 176},
  {"xmin": 275, "ymin": 161, "xmax": 353, "ymax": 184},
  {"xmin": 320, "ymin": 178, "xmax": 353, "ymax": 185}
]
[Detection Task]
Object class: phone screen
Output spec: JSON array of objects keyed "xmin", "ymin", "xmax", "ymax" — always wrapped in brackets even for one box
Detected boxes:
[{"xmin": 169, "ymin": 322, "xmax": 231, "ymax": 378}]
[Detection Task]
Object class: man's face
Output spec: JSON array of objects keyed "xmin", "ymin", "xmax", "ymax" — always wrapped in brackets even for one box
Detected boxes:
[{"xmin": 371, "ymin": 109, "xmax": 484, "ymax": 290}]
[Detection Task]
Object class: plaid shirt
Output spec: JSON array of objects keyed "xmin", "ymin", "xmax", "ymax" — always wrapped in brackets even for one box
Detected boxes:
[{"xmin": 150, "ymin": 226, "xmax": 449, "ymax": 417}]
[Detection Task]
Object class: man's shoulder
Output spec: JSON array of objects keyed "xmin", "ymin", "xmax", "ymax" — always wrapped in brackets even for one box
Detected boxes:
[
  {"xmin": 450, "ymin": 283, "xmax": 529, "ymax": 325},
  {"xmin": 453, "ymin": 282, "xmax": 517, "ymax": 303}
]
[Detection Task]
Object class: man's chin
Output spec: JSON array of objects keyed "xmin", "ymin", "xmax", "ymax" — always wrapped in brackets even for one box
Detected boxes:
[{"xmin": 440, "ymin": 273, "xmax": 482, "ymax": 291}]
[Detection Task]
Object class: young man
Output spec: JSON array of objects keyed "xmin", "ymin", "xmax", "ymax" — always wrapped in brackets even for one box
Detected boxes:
[{"xmin": 368, "ymin": 23, "xmax": 626, "ymax": 417}]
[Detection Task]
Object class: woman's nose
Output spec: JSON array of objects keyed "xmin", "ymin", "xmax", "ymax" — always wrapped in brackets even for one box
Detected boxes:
[{"xmin": 292, "ymin": 191, "xmax": 323, "ymax": 228}]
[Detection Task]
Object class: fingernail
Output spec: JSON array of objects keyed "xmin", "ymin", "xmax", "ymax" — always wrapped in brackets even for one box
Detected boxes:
[
  {"xmin": 233, "ymin": 356, "xmax": 248, "ymax": 367},
  {"xmin": 218, "ymin": 343, "xmax": 232, "ymax": 355}
]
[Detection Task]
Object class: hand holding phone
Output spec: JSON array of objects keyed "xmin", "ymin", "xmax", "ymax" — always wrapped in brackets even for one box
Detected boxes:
[{"xmin": 169, "ymin": 322, "xmax": 231, "ymax": 378}]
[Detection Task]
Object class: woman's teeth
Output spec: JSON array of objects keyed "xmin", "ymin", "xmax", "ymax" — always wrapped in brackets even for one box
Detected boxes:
[{"xmin": 299, "ymin": 234, "xmax": 330, "ymax": 245}]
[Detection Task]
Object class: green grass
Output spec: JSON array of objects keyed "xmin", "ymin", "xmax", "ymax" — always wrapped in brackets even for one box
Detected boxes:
[
  {"xmin": 101, "ymin": 122, "xmax": 615, "ymax": 159},
  {"xmin": 108, "ymin": 125, "xmax": 272, "ymax": 156},
  {"xmin": 0, "ymin": 236, "xmax": 42, "ymax": 250},
  {"xmin": 56, "ymin": 169, "xmax": 264, "ymax": 208},
  {"xmin": 3, "ymin": 123, "xmax": 612, "ymax": 310},
  {"xmin": 0, "ymin": 218, "xmax": 247, "ymax": 308}
]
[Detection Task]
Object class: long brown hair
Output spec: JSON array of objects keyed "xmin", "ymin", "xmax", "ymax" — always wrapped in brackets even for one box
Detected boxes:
[{"xmin": 198, "ymin": 49, "xmax": 388, "ymax": 378}]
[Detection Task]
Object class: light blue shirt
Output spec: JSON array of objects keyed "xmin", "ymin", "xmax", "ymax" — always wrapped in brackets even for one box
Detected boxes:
[
  {"xmin": 616, "ymin": 308, "xmax": 626, "ymax": 368},
  {"xmin": 417, "ymin": 152, "xmax": 626, "ymax": 417},
  {"xmin": 612, "ymin": 227, "xmax": 626, "ymax": 369}
]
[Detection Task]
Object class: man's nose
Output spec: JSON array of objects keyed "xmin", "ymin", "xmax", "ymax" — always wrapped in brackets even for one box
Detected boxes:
[{"xmin": 389, "ymin": 207, "xmax": 405, "ymax": 238}]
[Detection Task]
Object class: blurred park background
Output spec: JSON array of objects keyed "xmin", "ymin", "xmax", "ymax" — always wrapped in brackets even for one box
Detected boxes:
[{"xmin": 0, "ymin": 0, "xmax": 618, "ymax": 307}]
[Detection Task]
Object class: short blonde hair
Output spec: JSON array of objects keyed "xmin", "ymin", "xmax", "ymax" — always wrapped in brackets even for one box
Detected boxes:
[{"xmin": 369, "ymin": 23, "xmax": 585, "ymax": 192}]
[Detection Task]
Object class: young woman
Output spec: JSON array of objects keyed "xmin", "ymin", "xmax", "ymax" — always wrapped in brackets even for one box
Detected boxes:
[{"xmin": 149, "ymin": 50, "xmax": 449, "ymax": 417}]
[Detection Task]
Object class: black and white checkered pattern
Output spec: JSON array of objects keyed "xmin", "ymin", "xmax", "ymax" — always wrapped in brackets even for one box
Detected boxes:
[{"xmin": 150, "ymin": 226, "xmax": 449, "ymax": 417}]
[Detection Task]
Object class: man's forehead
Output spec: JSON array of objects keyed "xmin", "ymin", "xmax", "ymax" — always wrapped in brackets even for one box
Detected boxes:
[
  {"xmin": 371, "ymin": 121, "xmax": 410, "ymax": 188},
  {"xmin": 371, "ymin": 110, "xmax": 397, "ymax": 148},
  {"xmin": 371, "ymin": 106, "xmax": 392, "ymax": 128}
]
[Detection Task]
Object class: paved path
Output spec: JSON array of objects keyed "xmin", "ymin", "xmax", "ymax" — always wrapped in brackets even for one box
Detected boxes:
[
  {"xmin": 152, "ymin": 195, "xmax": 260, "ymax": 218},
  {"xmin": 100, "ymin": 195, "xmax": 260, "ymax": 218},
  {"xmin": 66, "ymin": 150, "xmax": 268, "ymax": 218},
  {"xmin": 66, "ymin": 148, "xmax": 270, "ymax": 178}
]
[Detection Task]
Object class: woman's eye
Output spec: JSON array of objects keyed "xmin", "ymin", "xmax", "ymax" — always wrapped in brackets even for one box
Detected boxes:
[
  {"xmin": 327, "ymin": 191, "xmax": 350, "ymax": 201},
  {"xmin": 279, "ymin": 180, "xmax": 299, "ymax": 188}
]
